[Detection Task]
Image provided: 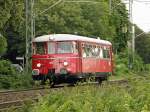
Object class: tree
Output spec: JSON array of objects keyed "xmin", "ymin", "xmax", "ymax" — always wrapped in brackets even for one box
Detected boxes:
[
  {"xmin": 1, "ymin": 0, "xmax": 130, "ymax": 62},
  {"xmin": 0, "ymin": 0, "xmax": 13, "ymax": 32},
  {"xmin": 0, "ymin": 35, "xmax": 7, "ymax": 56},
  {"xmin": 2, "ymin": 0, "xmax": 25, "ymax": 62},
  {"xmin": 135, "ymin": 26, "xmax": 150, "ymax": 64},
  {"xmin": 109, "ymin": 0, "xmax": 129, "ymax": 53},
  {"xmin": 34, "ymin": 0, "xmax": 129, "ymax": 52}
]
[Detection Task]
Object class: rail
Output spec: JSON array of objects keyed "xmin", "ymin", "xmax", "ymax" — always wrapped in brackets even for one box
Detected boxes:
[{"xmin": 0, "ymin": 79, "xmax": 128, "ymax": 111}]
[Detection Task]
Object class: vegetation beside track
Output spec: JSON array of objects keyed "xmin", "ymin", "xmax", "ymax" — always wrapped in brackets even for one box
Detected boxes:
[
  {"xmin": 0, "ymin": 60, "xmax": 33, "ymax": 90},
  {"xmin": 5, "ymin": 72, "xmax": 149, "ymax": 112}
]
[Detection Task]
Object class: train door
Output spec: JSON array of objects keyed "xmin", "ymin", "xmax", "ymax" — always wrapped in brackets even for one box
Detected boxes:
[
  {"xmin": 95, "ymin": 46, "xmax": 102, "ymax": 72},
  {"xmin": 81, "ymin": 43, "xmax": 97, "ymax": 73},
  {"xmin": 100, "ymin": 46, "xmax": 112, "ymax": 72}
]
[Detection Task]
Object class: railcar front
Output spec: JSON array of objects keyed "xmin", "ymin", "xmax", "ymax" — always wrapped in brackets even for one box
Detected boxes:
[{"xmin": 32, "ymin": 37, "xmax": 80, "ymax": 84}]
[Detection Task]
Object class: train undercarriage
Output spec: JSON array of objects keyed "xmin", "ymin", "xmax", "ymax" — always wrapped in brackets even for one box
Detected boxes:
[{"xmin": 32, "ymin": 71, "xmax": 110, "ymax": 86}]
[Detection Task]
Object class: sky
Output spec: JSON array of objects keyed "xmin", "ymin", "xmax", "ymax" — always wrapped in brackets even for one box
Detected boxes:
[{"xmin": 127, "ymin": 0, "xmax": 150, "ymax": 32}]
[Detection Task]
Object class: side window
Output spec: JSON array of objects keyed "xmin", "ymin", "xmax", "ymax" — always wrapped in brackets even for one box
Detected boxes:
[
  {"xmin": 91, "ymin": 46, "xmax": 101, "ymax": 58},
  {"xmin": 91, "ymin": 46, "xmax": 100, "ymax": 57},
  {"xmin": 99, "ymin": 47, "xmax": 103, "ymax": 58},
  {"xmin": 107, "ymin": 50, "xmax": 110, "ymax": 58},
  {"xmin": 103, "ymin": 47, "xmax": 110, "ymax": 59},
  {"xmin": 85, "ymin": 45, "xmax": 94, "ymax": 57},
  {"xmin": 73, "ymin": 42, "xmax": 78, "ymax": 53},
  {"xmin": 94, "ymin": 47, "xmax": 99, "ymax": 57},
  {"xmin": 91, "ymin": 45, "xmax": 95, "ymax": 57},
  {"xmin": 103, "ymin": 50, "xmax": 107, "ymax": 58},
  {"xmin": 82, "ymin": 44, "xmax": 86, "ymax": 57},
  {"xmin": 87, "ymin": 45, "xmax": 92, "ymax": 57},
  {"xmin": 82, "ymin": 44, "xmax": 101, "ymax": 58},
  {"xmin": 82, "ymin": 44, "xmax": 91, "ymax": 57}
]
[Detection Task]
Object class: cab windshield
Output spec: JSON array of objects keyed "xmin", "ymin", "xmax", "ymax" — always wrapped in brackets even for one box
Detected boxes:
[
  {"xmin": 57, "ymin": 42, "xmax": 77, "ymax": 54},
  {"xmin": 48, "ymin": 42, "xmax": 55, "ymax": 54},
  {"xmin": 34, "ymin": 42, "xmax": 45, "ymax": 54},
  {"xmin": 33, "ymin": 41, "xmax": 78, "ymax": 54}
]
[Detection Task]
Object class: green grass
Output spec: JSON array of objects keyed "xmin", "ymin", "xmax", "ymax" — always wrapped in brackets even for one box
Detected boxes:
[{"xmin": 10, "ymin": 72, "xmax": 150, "ymax": 112}]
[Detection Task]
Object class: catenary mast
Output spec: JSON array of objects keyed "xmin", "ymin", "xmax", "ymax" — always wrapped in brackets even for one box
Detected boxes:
[{"xmin": 25, "ymin": 0, "xmax": 35, "ymax": 72}]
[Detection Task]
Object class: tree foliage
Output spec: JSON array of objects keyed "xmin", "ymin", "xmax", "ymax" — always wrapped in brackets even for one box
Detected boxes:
[
  {"xmin": 135, "ymin": 26, "xmax": 150, "ymax": 64},
  {"xmin": 0, "ymin": 0, "xmax": 13, "ymax": 31},
  {"xmin": 0, "ymin": 35, "xmax": 7, "ymax": 56},
  {"xmin": 0, "ymin": 0, "xmax": 25, "ymax": 61},
  {"xmin": 1, "ymin": 0, "xmax": 150, "ymax": 65},
  {"xmin": 0, "ymin": 0, "xmax": 129, "ymax": 62}
]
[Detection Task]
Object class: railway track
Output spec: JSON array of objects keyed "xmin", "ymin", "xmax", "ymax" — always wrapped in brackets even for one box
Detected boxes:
[
  {"xmin": 0, "ymin": 79, "xmax": 128, "ymax": 111},
  {"xmin": 104, "ymin": 79, "xmax": 128, "ymax": 85},
  {"xmin": 0, "ymin": 87, "xmax": 51, "ymax": 111}
]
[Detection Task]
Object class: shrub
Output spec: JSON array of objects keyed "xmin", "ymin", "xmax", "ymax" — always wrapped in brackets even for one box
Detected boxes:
[
  {"xmin": 114, "ymin": 51, "xmax": 129, "ymax": 76},
  {"xmin": 114, "ymin": 48, "xmax": 145, "ymax": 75},
  {"xmin": 0, "ymin": 60, "xmax": 16, "ymax": 75},
  {"xmin": 133, "ymin": 54, "xmax": 145, "ymax": 71},
  {"xmin": 0, "ymin": 60, "xmax": 33, "ymax": 89}
]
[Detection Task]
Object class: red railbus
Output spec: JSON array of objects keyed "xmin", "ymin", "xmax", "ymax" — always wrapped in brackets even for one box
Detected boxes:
[{"xmin": 32, "ymin": 34, "xmax": 113, "ymax": 84}]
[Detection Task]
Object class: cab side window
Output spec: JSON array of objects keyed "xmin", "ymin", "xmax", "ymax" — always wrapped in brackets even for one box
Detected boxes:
[{"xmin": 103, "ymin": 47, "xmax": 110, "ymax": 59}]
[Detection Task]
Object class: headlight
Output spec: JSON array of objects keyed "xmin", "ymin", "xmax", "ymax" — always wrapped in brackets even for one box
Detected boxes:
[
  {"xmin": 37, "ymin": 63, "xmax": 41, "ymax": 67},
  {"xmin": 63, "ymin": 62, "xmax": 68, "ymax": 66}
]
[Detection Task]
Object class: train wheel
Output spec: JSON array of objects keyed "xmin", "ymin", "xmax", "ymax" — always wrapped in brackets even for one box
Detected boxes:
[
  {"xmin": 97, "ymin": 78, "xmax": 102, "ymax": 84},
  {"xmin": 49, "ymin": 79, "xmax": 55, "ymax": 87},
  {"xmin": 41, "ymin": 76, "xmax": 47, "ymax": 85},
  {"xmin": 47, "ymin": 75, "xmax": 56, "ymax": 88},
  {"xmin": 47, "ymin": 72, "xmax": 56, "ymax": 87},
  {"xmin": 41, "ymin": 80, "xmax": 45, "ymax": 85}
]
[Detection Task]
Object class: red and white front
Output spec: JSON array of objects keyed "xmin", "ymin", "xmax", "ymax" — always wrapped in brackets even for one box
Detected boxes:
[{"xmin": 32, "ymin": 41, "xmax": 80, "ymax": 77}]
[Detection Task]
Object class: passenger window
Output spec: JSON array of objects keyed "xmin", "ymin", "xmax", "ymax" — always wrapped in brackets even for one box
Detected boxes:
[
  {"xmin": 82, "ymin": 44, "xmax": 101, "ymax": 58},
  {"xmin": 82, "ymin": 44, "xmax": 90, "ymax": 57},
  {"xmin": 99, "ymin": 48, "xmax": 103, "ymax": 58},
  {"xmin": 94, "ymin": 47, "xmax": 100, "ymax": 57},
  {"xmin": 103, "ymin": 49, "xmax": 110, "ymax": 59},
  {"xmin": 73, "ymin": 42, "xmax": 78, "ymax": 53},
  {"xmin": 91, "ymin": 46, "xmax": 95, "ymax": 57},
  {"xmin": 86, "ymin": 45, "xmax": 92, "ymax": 57},
  {"xmin": 92, "ymin": 46, "xmax": 100, "ymax": 57},
  {"xmin": 82, "ymin": 47, "xmax": 87, "ymax": 57}
]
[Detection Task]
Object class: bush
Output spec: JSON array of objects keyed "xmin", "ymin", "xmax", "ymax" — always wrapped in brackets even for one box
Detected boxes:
[
  {"xmin": 0, "ymin": 60, "xmax": 16, "ymax": 75},
  {"xmin": 133, "ymin": 54, "xmax": 145, "ymax": 71},
  {"xmin": 114, "ymin": 48, "xmax": 145, "ymax": 76},
  {"xmin": 0, "ymin": 60, "xmax": 33, "ymax": 89},
  {"xmin": 114, "ymin": 51, "xmax": 129, "ymax": 76}
]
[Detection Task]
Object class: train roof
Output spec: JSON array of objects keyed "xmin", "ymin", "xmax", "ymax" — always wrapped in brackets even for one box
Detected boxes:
[{"xmin": 33, "ymin": 34, "xmax": 112, "ymax": 45}]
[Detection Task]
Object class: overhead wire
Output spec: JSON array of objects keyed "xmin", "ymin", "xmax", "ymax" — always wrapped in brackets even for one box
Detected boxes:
[
  {"xmin": 38, "ymin": 0, "xmax": 62, "ymax": 16},
  {"xmin": 134, "ymin": 0, "xmax": 150, "ymax": 2}
]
